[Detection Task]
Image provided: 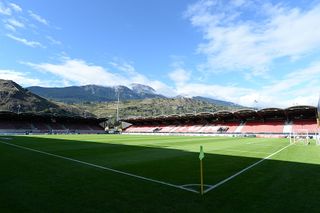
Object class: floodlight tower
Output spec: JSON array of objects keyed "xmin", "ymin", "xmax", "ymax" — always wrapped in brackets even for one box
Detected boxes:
[
  {"xmin": 17, "ymin": 104, "xmax": 21, "ymax": 115},
  {"xmin": 253, "ymin": 100, "xmax": 258, "ymax": 110},
  {"xmin": 116, "ymin": 88, "xmax": 120, "ymax": 122}
]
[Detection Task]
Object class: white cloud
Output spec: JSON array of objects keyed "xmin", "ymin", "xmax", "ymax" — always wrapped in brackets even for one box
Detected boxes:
[
  {"xmin": 24, "ymin": 58, "xmax": 176, "ymax": 96},
  {"xmin": 28, "ymin": 10, "xmax": 48, "ymax": 25},
  {"xmin": 9, "ymin": 3, "xmax": 22, "ymax": 12},
  {"xmin": 173, "ymin": 81, "xmax": 318, "ymax": 108},
  {"xmin": 6, "ymin": 34, "xmax": 45, "ymax": 48},
  {"xmin": 46, "ymin": 36, "xmax": 62, "ymax": 45},
  {"xmin": 172, "ymin": 61, "xmax": 320, "ymax": 108},
  {"xmin": 0, "ymin": 69, "xmax": 43, "ymax": 86},
  {"xmin": 110, "ymin": 60, "xmax": 176, "ymax": 95},
  {"xmin": 186, "ymin": 0, "xmax": 320, "ymax": 76},
  {"xmin": 260, "ymin": 62, "xmax": 320, "ymax": 107},
  {"xmin": 4, "ymin": 23, "xmax": 15, "ymax": 31},
  {"xmin": 169, "ymin": 68, "xmax": 191, "ymax": 84},
  {"xmin": 109, "ymin": 61, "xmax": 136, "ymax": 74},
  {"xmin": 21, "ymin": 55, "xmax": 318, "ymax": 108},
  {"xmin": 25, "ymin": 58, "xmax": 125, "ymax": 86},
  {"xmin": 0, "ymin": 2, "xmax": 11, "ymax": 15},
  {"xmin": 176, "ymin": 0, "xmax": 320, "ymax": 107},
  {"xmin": 6, "ymin": 18, "xmax": 24, "ymax": 28},
  {"xmin": 176, "ymin": 82, "xmax": 252, "ymax": 101},
  {"xmin": 231, "ymin": 0, "xmax": 246, "ymax": 7}
]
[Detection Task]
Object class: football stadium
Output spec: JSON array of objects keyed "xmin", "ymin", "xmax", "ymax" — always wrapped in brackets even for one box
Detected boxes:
[
  {"xmin": 1, "ymin": 103, "xmax": 320, "ymax": 212},
  {"xmin": 2, "ymin": 0, "xmax": 320, "ymax": 212}
]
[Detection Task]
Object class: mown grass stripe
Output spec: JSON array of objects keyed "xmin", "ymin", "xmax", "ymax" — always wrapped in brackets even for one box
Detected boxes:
[
  {"xmin": 0, "ymin": 141, "xmax": 199, "ymax": 194},
  {"xmin": 204, "ymin": 143, "xmax": 292, "ymax": 194}
]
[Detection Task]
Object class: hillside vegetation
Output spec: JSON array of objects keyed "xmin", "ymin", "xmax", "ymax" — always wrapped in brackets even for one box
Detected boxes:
[
  {"xmin": 74, "ymin": 97, "xmax": 240, "ymax": 119},
  {"xmin": 0, "ymin": 79, "xmax": 243, "ymax": 119},
  {"xmin": 28, "ymin": 84, "xmax": 164, "ymax": 103},
  {"xmin": 0, "ymin": 79, "xmax": 86, "ymax": 116}
]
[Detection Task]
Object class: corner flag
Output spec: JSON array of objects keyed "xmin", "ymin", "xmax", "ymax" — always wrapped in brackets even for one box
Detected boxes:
[
  {"xmin": 199, "ymin": 145, "xmax": 204, "ymax": 195},
  {"xmin": 199, "ymin": 145, "xmax": 205, "ymax": 160}
]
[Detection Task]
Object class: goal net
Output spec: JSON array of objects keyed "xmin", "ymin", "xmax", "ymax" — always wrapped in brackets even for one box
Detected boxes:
[{"xmin": 290, "ymin": 129, "xmax": 310, "ymax": 145}]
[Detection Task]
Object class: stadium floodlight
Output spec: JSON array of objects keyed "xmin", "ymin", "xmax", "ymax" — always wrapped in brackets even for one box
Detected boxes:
[
  {"xmin": 116, "ymin": 87, "xmax": 120, "ymax": 122},
  {"xmin": 17, "ymin": 104, "xmax": 21, "ymax": 114}
]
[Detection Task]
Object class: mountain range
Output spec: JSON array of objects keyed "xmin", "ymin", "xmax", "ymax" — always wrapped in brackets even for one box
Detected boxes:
[
  {"xmin": 0, "ymin": 79, "xmax": 244, "ymax": 119},
  {"xmin": 27, "ymin": 84, "xmax": 242, "ymax": 108},
  {"xmin": 192, "ymin": 96, "xmax": 242, "ymax": 108},
  {"xmin": 0, "ymin": 79, "xmax": 83, "ymax": 115},
  {"xmin": 75, "ymin": 96, "xmax": 237, "ymax": 119},
  {"xmin": 28, "ymin": 83, "xmax": 164, "ymax": 103}
]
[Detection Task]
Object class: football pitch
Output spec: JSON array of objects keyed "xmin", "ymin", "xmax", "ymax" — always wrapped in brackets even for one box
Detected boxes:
[{"xmin": 1, "ymin": 134, "xmax": 320, "ymax": 212}]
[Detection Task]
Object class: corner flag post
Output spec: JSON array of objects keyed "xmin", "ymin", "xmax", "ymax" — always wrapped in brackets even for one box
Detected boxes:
[{"xmin": 199, "ymin": 145, "xmax": 205, "ymax": 195}]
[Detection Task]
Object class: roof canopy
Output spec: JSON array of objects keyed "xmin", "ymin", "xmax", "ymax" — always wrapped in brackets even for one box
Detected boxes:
[
  {"xmin": 122, "ymin": 105, "xmax": 317, "ymax": 125},
  {"xmin": 0, "ymin": 111, "xmax": 108, "ymax": 123}
]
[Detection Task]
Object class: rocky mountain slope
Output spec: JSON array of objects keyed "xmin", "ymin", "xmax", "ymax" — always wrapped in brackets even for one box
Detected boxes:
[
  {"xmin": 28, "ymin": 84, "xmax": 165, "ymax": 103},
  {"xmin": 0, "ymin": 79, "xmax": 85, "ymax": 115},
  {"xmin": 74, "ymin": 96, "xmax": 241, "ymax": 119}
]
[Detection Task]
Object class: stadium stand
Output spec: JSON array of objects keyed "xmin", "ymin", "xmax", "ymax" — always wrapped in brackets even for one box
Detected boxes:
[
  {"xmin": 241, "ymin": 121, "xmax": 285, "ymax": 133},
  {"xmin": 158, "ymin": 125, "xmax": 177, "ymax": 133},
  {"xmin": 0, "ymin": 121, "xmax": 15, "ymax": 129},
  {"xmin": 0, "ymin": 111, "xmax": 106, "ymax": 134},
  {"xmin": 292, "ymin": 120, "xmax": 318, "ymax": 134},
  {"xmin": 122, "ymin": 106, "xmax": 318, "ymax": 138}
]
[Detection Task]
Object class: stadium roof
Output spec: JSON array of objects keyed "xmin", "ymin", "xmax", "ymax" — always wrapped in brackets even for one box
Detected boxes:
[
  {"xmin": 257, "ymin": 108, "xmax": 286, "ymax": 119},
  {"xmin": 284, "ymin": 105, "xmax": 317, "ymax": 119},
  {"xmin": 0, "ymin": 111, "xmax": 108, "ymax": 123},
  {"xmin": 285, "ymin": 105, "xmax": 316, "ymax": 111},
  {"xmin": 122, "ymin": 105, "xmax": 317, "ymax": 124}
]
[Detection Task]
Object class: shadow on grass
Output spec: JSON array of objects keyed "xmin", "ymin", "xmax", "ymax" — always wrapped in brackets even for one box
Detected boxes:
[{"xmin": 0, "ymin": 135, "xmax": 320, "ymax": 213}]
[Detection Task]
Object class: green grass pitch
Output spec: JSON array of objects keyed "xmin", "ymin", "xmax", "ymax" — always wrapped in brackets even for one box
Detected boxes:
[{"xmin": 1, "ymin": 134, "xmax": 320, "ymax": 212}]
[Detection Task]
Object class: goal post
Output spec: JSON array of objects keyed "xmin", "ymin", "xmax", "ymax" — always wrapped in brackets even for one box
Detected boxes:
[
  {"xmin": 290, "ymin": 129, "xmax": 310, "ymax": 145},
  {"xmin": 316, "ymin": 131, "xmax": 320, "ymax": 145}
]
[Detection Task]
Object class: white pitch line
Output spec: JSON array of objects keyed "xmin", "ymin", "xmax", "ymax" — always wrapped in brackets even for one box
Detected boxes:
[
  {"xmin": 218, "ymin": 149, "xmax": 272, "ymax": 155},
  {"xmin": 0, "ymin": 141, "xmax": 198, "ymax": 194},
  {"xmin": 181, "ymin": 184, "xmax": 213, "ymax": 187},
  {"xmin": 204, "ymin": 143, "xmax": 293, "ymax": 194}
]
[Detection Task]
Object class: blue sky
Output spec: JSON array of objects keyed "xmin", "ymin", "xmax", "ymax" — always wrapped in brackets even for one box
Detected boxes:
[{"xmin": 0, "ymin": 0, "xmax": 320, "ymax": 107}]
